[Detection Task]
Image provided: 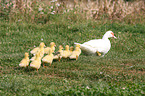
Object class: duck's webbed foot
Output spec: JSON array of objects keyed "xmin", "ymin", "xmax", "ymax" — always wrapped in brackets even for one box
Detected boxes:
[{"xmin": 96, "ymin": 51, "xmax": 101, "ymax": 56}]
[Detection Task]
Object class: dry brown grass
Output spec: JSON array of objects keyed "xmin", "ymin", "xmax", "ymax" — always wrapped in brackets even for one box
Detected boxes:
[{"xmin": 0, "ymin": 0, "xmax": 144, "ymax": 23}]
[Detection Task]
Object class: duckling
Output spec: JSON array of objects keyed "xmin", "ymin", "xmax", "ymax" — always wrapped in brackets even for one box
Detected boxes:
[
  {"xmin": 69, "ymin": 46, "xmax": 74, "ymax": 55},
  {"xmin": 30, "ymin": 42, "xmax": 45, "ymax": 55},
  {"xmin": 30, "ymin": 50, "xmax": 42, "ymax": 61},
  {"xmin": 30, "ymin": 52, "xmax": 41, "ymax": 71},
  {"xmin": 30, "ymin": 55, "xmax": 36, "ymax": 61},
  {"xmin": 75, "ymin": 44, "xmax": 81, "ymax": 55},
  {"xmin": 53, "ymin": 45, "xmax": 64, "ymax": 61},
  {"xmin": 42, "ymin": 49, "xmax": 54, "ymax": 67},
  {"xmin": 39, "ymin": 44, "xmax": 45, "ymax": 58},
  {"xmin": 76, "ymin": 44, "xmax": 80, "ymax": 48},
  {"xmin": 30, "ymin": 43, "xmax": 45, "ymax": 61},
  {"xmin": 44, "ymin": 42, "xmax": 56, "ymax": 54},
  {"xmin": 69, "ymin": 47, "xmax": 81, "ymax": 60},
  {"xmin": 62, "ymin": 45, "xmax": 71, "ymax": 58},
  {"xmin": 19, "ymin": 52, "xmax": 30, "ymax": 67}
]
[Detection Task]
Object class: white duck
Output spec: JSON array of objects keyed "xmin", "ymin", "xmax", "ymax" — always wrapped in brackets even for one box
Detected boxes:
[{"xmin": 74, "ymin": 31, "xmax": 116, "ymax": 57}]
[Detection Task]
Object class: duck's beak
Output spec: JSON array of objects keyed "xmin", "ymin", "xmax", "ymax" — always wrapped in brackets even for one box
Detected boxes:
[
  {"xmin": 113, "ymin": 36, "xmax": 117, "ymax": 39},
  {"xmin": 111, "ymin": 32, "xmax": 117, "ymax": 39}
]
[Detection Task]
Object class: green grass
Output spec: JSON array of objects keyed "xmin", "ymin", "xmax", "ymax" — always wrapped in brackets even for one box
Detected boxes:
[{"xmin": 0, "ymin": 19, "xmax": 145, "ymax": 95}]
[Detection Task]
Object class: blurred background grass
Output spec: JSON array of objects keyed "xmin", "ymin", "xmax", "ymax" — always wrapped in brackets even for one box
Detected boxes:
[{"xmin": 0, "ymin": 0, "xmax": 144, "ymax": 24}]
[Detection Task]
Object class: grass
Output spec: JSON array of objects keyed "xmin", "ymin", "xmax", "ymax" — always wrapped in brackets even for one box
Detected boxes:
[
  {"xmin": 0, "ymin": 0, "xmax": 145, "ymax": 95},
  {"xmin": 0, "ymin": 18, "xmax": 145, "ymax": 95}
]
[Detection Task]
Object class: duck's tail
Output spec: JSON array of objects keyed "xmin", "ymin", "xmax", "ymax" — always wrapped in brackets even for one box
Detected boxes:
[
  {"xmin": 74, "ymin": 42, "xmax": 96, "ymax": 55},
  {"xmin": 74, "ymin": 42, "xmax": 87, "ymax": 50},
  {"xmin": 74, "ymin": 42, "xmax": 83, "ymax": 49},
  {"xmin": 19, "ymin": 63, "xmax": 25, "ymax": 67},
  {"xmin": 74, "ymin": 42, "xmax": 80, "ymax": 45}
]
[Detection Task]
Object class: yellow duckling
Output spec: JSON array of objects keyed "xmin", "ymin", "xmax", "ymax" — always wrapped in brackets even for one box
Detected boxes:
[
  {"xmin": 69, "ymin": 46, "xmax": 74, "ymax": 55},
  {"xmin": 44, "ymin": 42, "xmax": 56, "ymax": 54},
  {"xmin": 53, "ymin": 45, "xmax": 64, "ymax": 61},
  {"xmin": 39, "ymin": 44, "xmax": 45, "ymax": 58},
  {"xmin": 30, "ymin": 43, "xmax": 45, "ymax": 61},
  {"xmin": 69, "ymin": 46, "xmax": 81, "ymax": 60},
  {"xmin": 30, "ymin": 52, "xmax": 41, "ymax": 71},
  {"xmin": 42, "ymin": 49, "xmax": 54, "ymax": 67},
  {"xmin": 30, "ymin": 55, "xmax": 36, "ymax": 61},
  {"xmin": 30, "ymin": 42, "xmax": 45, "ymax": 55},
  {"xmin": 19, "ymin": 52, "xmax": 30, "ymax": 67},
  {"xmin": 75, "ymin": 44, "xmax": 81, "ymax": 55},
  {"xmin": 76, "ymin": 44, "xmax": 80, "ymax": 48},
  {"xmin": 62, "ymin": 45, "xmax": 71, "ymax": 58},
  {"xmin": 30, "ymin": 50, "xmax": 42, "ymax": 61}
]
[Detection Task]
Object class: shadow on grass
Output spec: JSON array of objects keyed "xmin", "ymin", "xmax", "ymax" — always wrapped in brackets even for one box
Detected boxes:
[{"xmin": 14, "ymin": 66, "xmax": 36, "ymax": 72}]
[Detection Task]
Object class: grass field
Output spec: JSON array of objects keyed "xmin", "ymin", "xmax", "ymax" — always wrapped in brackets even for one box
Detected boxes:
[
  {"xmin": 0, "ymin": 19, "xmax": 145, "ymax": 95},
  {"xmin": 0, "ymin": 0, "xmax": 145, "ymax": 95}
]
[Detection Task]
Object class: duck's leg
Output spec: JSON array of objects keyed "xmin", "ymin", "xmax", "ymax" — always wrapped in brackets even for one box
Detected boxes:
[
  {"xmin": 26, "ymin": 65, "xmax": 29, "ymax": 71},
  {"xmin": 58, "ymin": 57, "xmax": 61, "ymax": 62},
  {"xmin": 43, "ymin": 62, "xmax": 46, "ymax": 67},
  {"xmin": 96, "ymin": 51, "xmax": 101, "ymax": 56},
  {"xmin": 76, "ymin": 55, "xmax": 78, "ymax": 60}
]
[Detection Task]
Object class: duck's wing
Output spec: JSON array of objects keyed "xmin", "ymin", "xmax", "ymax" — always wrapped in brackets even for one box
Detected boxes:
[
  {"xmin": 83, "ymin": 39, "xmax": 103, "ymax": 47},
  {"xmin": 44, "ymin": 47, "xmax": 51, "ymax": 54},
  {"xmin": 83, "ymin": 39, "xmax": 110, "ymax": 52},
  {"xmin": 30, "ymin": 47, "xmax": 39, "ymax": 54}
]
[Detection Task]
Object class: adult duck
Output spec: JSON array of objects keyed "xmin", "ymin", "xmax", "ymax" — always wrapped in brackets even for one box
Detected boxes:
[{"xmin": 74, "ymin": 31, "xmax": 116, "ymax": 57}]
